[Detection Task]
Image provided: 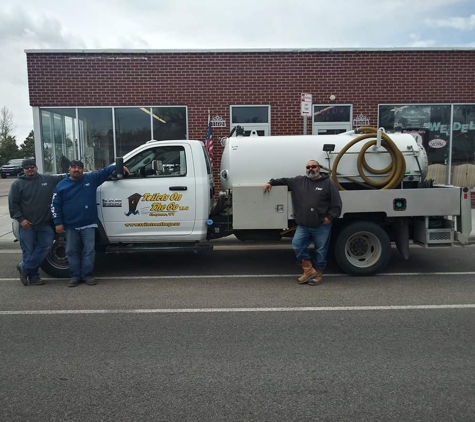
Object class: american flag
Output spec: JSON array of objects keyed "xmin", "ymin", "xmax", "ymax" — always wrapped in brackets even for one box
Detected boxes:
[{"xmin": 205, "ymin": 119, "xmax": 213, "ymax": 167}]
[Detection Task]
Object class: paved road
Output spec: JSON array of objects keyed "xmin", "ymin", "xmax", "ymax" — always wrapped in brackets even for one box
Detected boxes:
[{"xmin": 1, "ymin": 247, "xmax": 475, "ymax": 421}]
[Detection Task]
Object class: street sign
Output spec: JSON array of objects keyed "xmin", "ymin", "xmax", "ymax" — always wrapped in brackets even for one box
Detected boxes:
[
  {"xmin": 301, "ymin": 102, "xmax": 312, "ymax": 116},
  {"xmin": 301, "ymin": 93, "xmax": 312, "ymax": 117}
]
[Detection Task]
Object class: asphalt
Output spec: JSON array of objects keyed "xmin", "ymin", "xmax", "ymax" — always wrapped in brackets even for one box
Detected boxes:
[{"xmin": 1, "ymin": 195, "xmax": 474, "ymax": 247}]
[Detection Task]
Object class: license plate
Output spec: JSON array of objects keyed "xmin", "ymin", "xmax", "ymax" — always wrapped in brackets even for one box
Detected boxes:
[{"xmin": 5, "ymin": 173, "xmax": 10, "ymax": 176}]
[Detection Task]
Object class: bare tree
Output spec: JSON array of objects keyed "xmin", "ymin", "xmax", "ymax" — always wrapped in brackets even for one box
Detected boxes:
[{"xmin": 0, "ymin": 106, "xmax": 15, "ymax": 145}]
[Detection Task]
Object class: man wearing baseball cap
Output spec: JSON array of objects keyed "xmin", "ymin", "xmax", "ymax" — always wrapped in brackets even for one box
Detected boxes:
[
  {"xmin": 51, "ymin": 159, "xmax": 129, "ymax": 287},
  {"xmin": 9, "ymin": 158, "xmax": 65, "ymax": 286}
]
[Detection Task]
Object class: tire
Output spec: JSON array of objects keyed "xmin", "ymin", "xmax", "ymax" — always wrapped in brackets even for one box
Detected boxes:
[
  {"xmin": 1, "ymin": 174, "xmax": 6, "ymax": 179},
  {"xmin": 40, "ymin": 235, "xmax": 70, "ymax": 278},
  {"xmin": 334, "ymin": 221, "xmax": 391, "ymax": 276}
]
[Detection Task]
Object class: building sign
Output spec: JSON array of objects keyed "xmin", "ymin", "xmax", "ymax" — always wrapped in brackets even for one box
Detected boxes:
[
  {"xmin": 428, "ymin": 138, "xmax": 447, "ymax": 149},
  {"xmin": 353, "ymin": 114, "xmax": 370, "ymax": 127},
  {"xmin": 211, "ymin": 116, "xmax": 226, "ymax": 128}
]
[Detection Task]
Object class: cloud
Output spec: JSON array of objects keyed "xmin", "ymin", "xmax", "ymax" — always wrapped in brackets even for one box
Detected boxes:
[
  {"xmin": 0, "ymin": 0, "xmax": 474, "ymax": 143},
  {"xmin": 426, "ymin": 14, "xmax": 475, "ymax": 31},
  {"xmin": 407, "ymin": 34, "xmax": 436, "ymax": 48}
]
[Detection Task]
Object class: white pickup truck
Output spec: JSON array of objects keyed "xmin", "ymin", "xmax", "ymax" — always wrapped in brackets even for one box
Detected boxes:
[{"xmin": 36, "ymin": 129, "xmax": 471, "ymax": 278}]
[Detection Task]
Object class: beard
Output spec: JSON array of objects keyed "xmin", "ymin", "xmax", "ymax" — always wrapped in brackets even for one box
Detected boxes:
[{"xmin": 306, "ymin": 170, "xmax": 319, "ymax": 180}]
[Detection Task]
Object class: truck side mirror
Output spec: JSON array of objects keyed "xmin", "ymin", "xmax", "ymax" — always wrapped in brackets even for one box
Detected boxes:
[{"xmin": 115, "ymin": 157, "xmax": 124, "ymax": 179}]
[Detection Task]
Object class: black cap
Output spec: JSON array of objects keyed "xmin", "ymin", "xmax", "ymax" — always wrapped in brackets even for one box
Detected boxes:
[
  {"xmin": 22, "ymin": 158, "xmax": 36, "ymax": 168},
  {"xmin": 69, "ymin": 159, "xmax": 84, "ymax": 169}
]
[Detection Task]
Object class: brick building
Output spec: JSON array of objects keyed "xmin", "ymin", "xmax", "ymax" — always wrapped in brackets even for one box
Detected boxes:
[{"xmin": 26, "ymin": 48, "xmax": 475, "ymax": 191}]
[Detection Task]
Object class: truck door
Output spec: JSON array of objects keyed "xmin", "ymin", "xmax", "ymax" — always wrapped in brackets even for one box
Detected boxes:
[{"xmin": 99, "ymin": 144, "xmax": 196, "ymax": 241}]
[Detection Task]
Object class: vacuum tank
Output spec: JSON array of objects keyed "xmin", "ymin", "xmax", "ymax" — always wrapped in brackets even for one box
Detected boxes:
[{"xmin": 219, "ymin": 131, "xmax": 428, "ymax": 191}]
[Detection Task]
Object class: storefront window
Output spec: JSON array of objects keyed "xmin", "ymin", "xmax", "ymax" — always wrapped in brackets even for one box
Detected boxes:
[
  {"xmin": 379, "ymin": 104, "xmax": 451, "ymax": 184},
  {"xmin": 451, "ymin": 105, "xmax": 475, "ymax": 187},
  {"xmin": 40, "ymin": 108, "xmax": 76, "ymax": 174},
  {"xmin": 313, "ymin": 105, "xmax": 351, "ymax": 123},
  {"xmin": 151, "ymin": 107, "xmax": 187, "ymax": 141},
  {"xmin": 115, "ymin": 108, "xmax": 151, "ymax": 156},
  {"xmin": 78, "ymin": 108, "xmax": 114, "ymax": 171}
]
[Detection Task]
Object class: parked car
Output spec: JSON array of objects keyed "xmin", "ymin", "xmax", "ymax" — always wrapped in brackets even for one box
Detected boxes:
[{"xmin": 1, "ymin": 159, "xmax": 25, "ymax": 178}]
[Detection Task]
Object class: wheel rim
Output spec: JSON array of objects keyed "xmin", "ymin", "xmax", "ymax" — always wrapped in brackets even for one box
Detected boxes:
[
  {"xmin": 345, "ymin": 230, "xmax": 382, "ymax": 268},
  {"xmin": 46, "ymin": 236, "xmax": 69, "ymax": 270}
]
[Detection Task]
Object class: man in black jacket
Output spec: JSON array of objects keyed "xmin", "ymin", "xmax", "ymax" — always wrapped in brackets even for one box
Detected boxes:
[
  {"xmin": 9, "ymin": 159, "xmax": 64, "ymax": 286},
  {"xmin": 264, "ymin": 160, "xmax": 342, "ymax": 285}
]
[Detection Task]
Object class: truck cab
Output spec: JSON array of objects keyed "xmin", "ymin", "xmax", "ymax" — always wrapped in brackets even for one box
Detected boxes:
[{"xmin": 97, "ymin": 140, "xmax": 214, "ymax": 243}]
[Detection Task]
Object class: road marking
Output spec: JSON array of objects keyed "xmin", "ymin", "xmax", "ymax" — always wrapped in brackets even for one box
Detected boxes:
[
  {"xmin": 3, "ymin": 271, "xmax": 475, "ymax": 282},
  {"xmin": 1, "ymin": 304, "xmax": 475, "ymax": 315}
]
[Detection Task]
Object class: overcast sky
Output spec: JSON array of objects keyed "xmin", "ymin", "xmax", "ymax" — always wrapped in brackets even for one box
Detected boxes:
[{"xmin": 1, "ymin": 0, "xmax": 474, "ymax": 144}]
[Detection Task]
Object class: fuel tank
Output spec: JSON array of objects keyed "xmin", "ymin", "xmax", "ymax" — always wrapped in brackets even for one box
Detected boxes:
[{"xmin": 219, "ymin": 131, "xmax": 428, "ymax": 190}]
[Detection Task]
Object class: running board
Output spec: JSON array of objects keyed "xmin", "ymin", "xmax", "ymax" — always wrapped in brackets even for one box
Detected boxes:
[{"xmin": 105, "ymin": 242, "xmax": 213, "ymax": 254}]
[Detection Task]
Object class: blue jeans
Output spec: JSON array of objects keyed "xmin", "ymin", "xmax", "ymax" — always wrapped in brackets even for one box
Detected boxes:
[
  {"xmin": 19, "ymin": 224, "xmax": 55, "ymax": 278},
  {"xmin": 65, "ymin": 228, "xmax": 96, "ymax": 279},
  {"xmin": 292, "ymin": 223, "xmax": 332, "ymax": 270}
]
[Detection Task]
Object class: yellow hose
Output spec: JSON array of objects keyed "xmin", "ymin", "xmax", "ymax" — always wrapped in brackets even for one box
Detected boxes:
[{"xmin": 331, "ymin": 127, "xmax": 406, "ymax": 191}]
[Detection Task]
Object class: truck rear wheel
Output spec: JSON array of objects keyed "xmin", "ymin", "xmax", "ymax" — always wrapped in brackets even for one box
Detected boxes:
[
  {"xmin": 334, "ymin": 221, "xmax": 391, "ymax": 276},
  {"xmin": 40, "ymin": 235, "xmax": 70, "ymax": 278}
]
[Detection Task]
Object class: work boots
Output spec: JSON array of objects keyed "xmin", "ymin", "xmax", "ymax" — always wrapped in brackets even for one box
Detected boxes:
[
  {"xmin": 297, "ymin": 260, "xmax": 318, "ymax": 284},
  {"xmin": 308, "ymin": 269, "xmax": 323, "ymax": 286}
]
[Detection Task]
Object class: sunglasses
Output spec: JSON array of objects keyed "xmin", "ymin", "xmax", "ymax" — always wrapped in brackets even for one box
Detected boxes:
[
  {"xmin": 23, "ymin": 165, "xmax": 36, "ymax": 170},
  {"xmin": 306, "ymin": 165, "xmax": 319, "ymax": 169}
]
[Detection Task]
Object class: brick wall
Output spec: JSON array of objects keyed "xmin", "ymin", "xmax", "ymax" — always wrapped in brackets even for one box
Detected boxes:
[{"xmin": 26, "ymin": 49, "xmax": 475, "ymax": 189}]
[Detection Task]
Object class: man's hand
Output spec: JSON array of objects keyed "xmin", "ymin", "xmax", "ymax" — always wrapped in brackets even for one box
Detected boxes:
[
  {"xmin": 323, "ymin": 217, "xmax": 331, "ymax": 225},
  {"xmin": 264, "ymin": 183, "xmax": 272, "ymax": 192},
  {"xmin": 55, "ymin": 224, "xmax": 65, "ymax": 234},
  {"xmin": 123, "ymin": 166, "xmax": 130, "ymax": 175},
  {"xmin": 20, "ymin": 220, "xmax": 32, "ymax": 230}
]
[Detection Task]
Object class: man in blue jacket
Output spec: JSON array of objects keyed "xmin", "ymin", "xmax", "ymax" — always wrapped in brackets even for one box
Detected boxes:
[{"xmin": 51, "ymin": 160, "xmax": 128, "ymax": 287}]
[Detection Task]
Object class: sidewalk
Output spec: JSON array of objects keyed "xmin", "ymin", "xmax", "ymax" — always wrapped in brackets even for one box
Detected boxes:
[
  {"xmin": 0, "ymin": 196, "xmax": 16, "ymax": 246},
  {"xmin": 1, "ymin": 195, "xmax": 474, "ymax": 246}
]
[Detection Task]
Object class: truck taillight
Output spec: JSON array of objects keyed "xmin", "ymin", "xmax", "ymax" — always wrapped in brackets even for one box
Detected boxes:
[{"xmin": 463, "ymin": 187, "xmax": 469, "ymax": 199}]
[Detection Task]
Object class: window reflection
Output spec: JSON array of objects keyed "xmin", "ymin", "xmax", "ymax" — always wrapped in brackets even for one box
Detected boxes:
[
  {"xmin": 451, "ymin": 105, "xmax": 475, "ymax": 187},
  {"xmin": 379, "ymin": 104, "xmax": 451, "ymax": 184},
  {"xmin": 40, "ymin": 108, "xmax": 76, "ymax": 174},
  {"xmin": 125, "ymin": 145, "xmax": 187, "ymax": 178},
  {"xmin": 313, "ymin": 105, "xmax": 351, "ymax": 123},
  {"xmin": 115, "ymin": 108, "xmax": 152, "ymax": 156},
  {"xmin": 151, "ymin": 107, "xmax": 187, "ymax": 140},
  {"xmin": 231, "ymin": 106, "xmax": 269, "ymax": 124},
  {"xmin": 78, "ymin": 108, "xmax": 114, "ymax": 171}
]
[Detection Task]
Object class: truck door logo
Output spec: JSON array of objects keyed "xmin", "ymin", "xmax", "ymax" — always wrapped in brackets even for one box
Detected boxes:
[{"xmin": 125, "ymin": 193, "xmax": 142, "ymax": 216}]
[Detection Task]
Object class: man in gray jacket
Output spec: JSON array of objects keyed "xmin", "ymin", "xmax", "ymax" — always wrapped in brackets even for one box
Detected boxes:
[
  {"xmin": 9, "ymin": 159, "xmax": 64, "ymax": 286},
  {"xmin": 264, "ymin": 159, "xmax": 342, "ymax": 285}
]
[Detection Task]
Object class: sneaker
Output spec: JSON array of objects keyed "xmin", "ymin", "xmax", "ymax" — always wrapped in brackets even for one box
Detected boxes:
[
  {"xmin": 17, "ymin": 264, "xmax": 29, "ymax": 286},
  {"xmin": 68, "ymin": 278, "xmax": 80, "ymax": 288},
  {"xmin": 84, "ymin": 277, "xmax": 97, "ymax": 286},
  {"xmin": 29, "ymin": 275, "xmax": 45, "ymax": 286}
]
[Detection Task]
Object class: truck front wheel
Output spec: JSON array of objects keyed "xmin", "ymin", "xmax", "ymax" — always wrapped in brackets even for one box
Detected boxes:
[
  {"xmin": 334, "ymin": 221, "xmax": 391, "ymax": 276},
  {"xmin": 40, "ymin": 235, "xmax": 70, "ymax": 278}
]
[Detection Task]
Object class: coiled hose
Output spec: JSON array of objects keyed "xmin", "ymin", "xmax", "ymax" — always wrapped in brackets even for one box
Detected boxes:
[{"xmin": 330, "ymin": 127, "xmax": 406, "ymax": 191}]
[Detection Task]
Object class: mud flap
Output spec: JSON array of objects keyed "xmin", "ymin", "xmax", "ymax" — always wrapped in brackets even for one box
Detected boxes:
[{"xmin": 394, "ymin": 222, "xmax": 410, "ymax": 260}]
